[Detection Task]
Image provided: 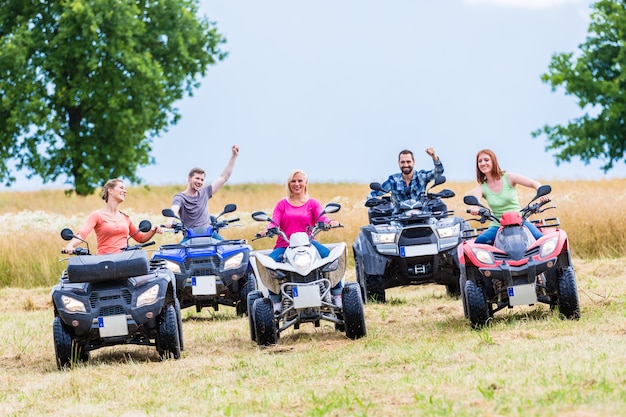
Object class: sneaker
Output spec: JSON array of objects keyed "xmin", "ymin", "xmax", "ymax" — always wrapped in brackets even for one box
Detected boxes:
[
  {"xmin": 273, "ymin": 301, "xmax": 282, "ymax": 313},
  {"xmin": 332, "ymin": 294, "xmax": 342, "ymax": 308}
]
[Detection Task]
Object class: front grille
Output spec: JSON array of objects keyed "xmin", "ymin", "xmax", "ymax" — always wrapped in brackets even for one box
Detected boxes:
[
  {"xmin": 184, "ymin": 256, "xmax": 220, "ymax": 273},
  {"xmin": 398, "ymin": 226, "xmax": 436, "ymax": 246},
  {"xmin": 289, "ymin": 271, "xmax": 319, "ymax": 283},
  {"xmin": 99, "ymin": 306, "xmax": 125, "ymax": 316},
  {"xmin": 89, "ymin": 289, "xmax": 132, "ymax": 309}
]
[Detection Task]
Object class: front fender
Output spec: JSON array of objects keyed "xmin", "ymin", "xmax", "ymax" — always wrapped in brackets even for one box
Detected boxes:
[{"xmin": 353, "ymin": 231, "xmax": 388, "ymax": 276}]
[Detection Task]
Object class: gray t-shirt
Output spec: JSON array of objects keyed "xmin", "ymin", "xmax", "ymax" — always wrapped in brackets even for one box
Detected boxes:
[{"xmin": 172, "ymin": 186, "xmax": 214, "ymax": 228}]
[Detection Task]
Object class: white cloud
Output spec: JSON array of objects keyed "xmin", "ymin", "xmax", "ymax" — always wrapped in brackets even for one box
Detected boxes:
[{"xmin": 464, "ymin": 0, "xmax": 586, "ymax": 9}]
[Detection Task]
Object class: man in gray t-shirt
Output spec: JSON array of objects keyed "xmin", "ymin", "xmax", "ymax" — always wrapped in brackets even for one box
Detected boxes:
[{"xmin": 166, "ymin": 145, "xmax": 239, "ymax": 229}]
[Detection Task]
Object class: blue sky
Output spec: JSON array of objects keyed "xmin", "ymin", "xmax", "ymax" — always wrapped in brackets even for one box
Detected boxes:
[{"xmin": 7, "ymin": 0, "xmax": 625, "ymax": 191}]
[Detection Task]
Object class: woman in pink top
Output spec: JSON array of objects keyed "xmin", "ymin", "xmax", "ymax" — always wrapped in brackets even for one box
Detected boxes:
[
  {"xmin": 257, "ymin": 169, "xmax": 342, "ymax": 310},
  {"xmin": 62, "ymin": 179, "xmax": 162, "ymax": 255}
]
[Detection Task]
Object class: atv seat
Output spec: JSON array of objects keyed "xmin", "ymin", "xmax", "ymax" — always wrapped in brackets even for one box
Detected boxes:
[{"xmin": 67, "ymin": 250, "xmax": 150, "ymax": 283}]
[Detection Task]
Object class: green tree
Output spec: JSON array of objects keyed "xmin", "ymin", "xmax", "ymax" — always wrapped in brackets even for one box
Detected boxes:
[
  {"xmin": 0, "ymin": 0, "xmax": 226, "ymax": 195},
  {"xmin": 533, "ymin": 0, "xmax": 626, "ymax": 172}
]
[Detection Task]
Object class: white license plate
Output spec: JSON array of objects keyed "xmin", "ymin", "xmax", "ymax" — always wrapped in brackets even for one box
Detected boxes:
[
  {"xmin": 192, "ymin": 275, "xmax": 217, "ymax": 295},
  {"xmin": 292, "ymin": 284, "xmax": 322, "ymax": 309},
  {"xmin": 400, "ymin": 244, "xmax": 438, "ymax": 257},
  {"xmin": 98, "ymin": 314, "xmax": 128, "ymax": 337},
  {"xmin": 508, "ymin": 283, "xmax": 538, "ymax": 306}
]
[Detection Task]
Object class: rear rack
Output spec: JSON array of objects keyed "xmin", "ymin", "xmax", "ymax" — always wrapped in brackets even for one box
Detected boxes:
[{"xmin": 530, "ymin": 217, "xmax": 560, "ymax": 229}]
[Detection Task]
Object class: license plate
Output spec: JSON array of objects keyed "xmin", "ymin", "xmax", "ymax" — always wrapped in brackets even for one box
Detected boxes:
[
  {"xmin": 192, "ymin": 275, "xmax": 217, "ymax": 295},
  {"xmin": 508, "ymin": 283, "xmax": 538, "ymax": 306},
  {"xmin": 98, "ymin": 314, "xmax": 128, "ymax": 337},
  {"xmin": 400, "ymin": 244, "xmax": 438, "ymax": 257},
  {"xmin": 292, "ymin": 284, "xmax": 322, "ymax": 309}
]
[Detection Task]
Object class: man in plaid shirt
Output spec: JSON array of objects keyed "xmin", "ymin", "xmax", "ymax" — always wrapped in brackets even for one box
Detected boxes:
[{"xmin": 370, "ymin": 148, "xmax": 444, "ymax": 206}]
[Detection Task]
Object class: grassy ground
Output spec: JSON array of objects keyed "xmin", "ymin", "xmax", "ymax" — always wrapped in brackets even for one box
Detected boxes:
[
  {"xmin": 1, "ymin": 257, "xmax": 625, "ymax": 417},
  {"xmin": 1, "ymin": 180, "xmax": 625, "ymax": 416}
]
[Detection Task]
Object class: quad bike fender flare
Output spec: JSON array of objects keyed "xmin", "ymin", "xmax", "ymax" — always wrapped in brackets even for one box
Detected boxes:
[
  {"xmin": 249, "ymin": 250, "xmax": 274, "ymax": 297},
  {"xmin": 353, "ymin": 234, "xmax": 387, "ymax": 276}
]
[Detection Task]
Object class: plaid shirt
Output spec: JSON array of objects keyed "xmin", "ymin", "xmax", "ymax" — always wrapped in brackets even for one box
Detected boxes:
[{"xmin": 369, "ymin": 159, "xmax": 444, "ymax": 204}]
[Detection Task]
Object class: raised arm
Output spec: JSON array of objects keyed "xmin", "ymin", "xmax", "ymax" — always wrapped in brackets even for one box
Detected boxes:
[{"xmin": 211, "ymin": 145, "xmax": 239, "ymax": 193}]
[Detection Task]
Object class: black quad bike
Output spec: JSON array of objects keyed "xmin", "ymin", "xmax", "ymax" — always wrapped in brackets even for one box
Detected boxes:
[
  {"xmin": 459, "ymin": 185, "xmax": 580, "ymax": 329},
  {"xmin": 152, "ymin": 204, "xmax": 257, "ymax": 316},
  {"xmin": 52, "ymin": 220, "xmax": 182, "ymax": 369},
  {"xmin": 352, "ymin": 176, "xmax": 466, "ymax": 302}
]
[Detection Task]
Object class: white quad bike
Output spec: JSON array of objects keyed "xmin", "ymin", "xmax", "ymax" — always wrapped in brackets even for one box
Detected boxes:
[{"xmin": 247, "ymin": 203, "xmax": 367, "ymax": 346}]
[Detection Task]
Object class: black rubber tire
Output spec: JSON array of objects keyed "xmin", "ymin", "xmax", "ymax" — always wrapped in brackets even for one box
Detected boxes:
[
  {"xmin": 53, "ymin": 317, "xmax": 88, "ymax": 369},
  {"xmin": 237, "ymin": 273, "xmax": 258, "ymax": 317},
  {"xmin": 247, "ymin": 290, "xmax": 263, "ymax": 342},
  {"xmin": 465, "ymin": 279, "xmax": 490, "ymax": 329},
  {"xmin": 459, "ymin": 273, "xmax": 469, "ymax": 319},
  {"xmin": 157, "ymin": 304, "xmax": 181, "ymax": 360},
  {"xmin": 175, "ymin": 297, "xmax": 184, "ymax": 351},
  {"xmin": 557, "ymin": 266, "xmax": 581, "ymax": 320},
  {"xmin": 365, "ymin": 274, "xmax": 386, "ymax": 303},
  {"xmin": 253, "ymin": 297, "xmax": 277, "ymax": 346},
  {"xmin": 446, "ymin": 281, "xmax": 461, "ymax": 298},
  {"xmin": 354, "ymin": 256, "xmax": 367, "ymax": 303},
  {"xmin": 342, "ymin": 282, "xmax": 367, "ymax": 339}
]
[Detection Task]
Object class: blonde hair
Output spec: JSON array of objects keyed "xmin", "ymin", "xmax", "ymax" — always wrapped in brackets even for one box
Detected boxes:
[
  {"xmin": 286, "ymin": 169, "xmax": 309, "ymax": 198},
  {"xmin": 101, "ymin": 178, "xmax": 124, "ymax": 202}
]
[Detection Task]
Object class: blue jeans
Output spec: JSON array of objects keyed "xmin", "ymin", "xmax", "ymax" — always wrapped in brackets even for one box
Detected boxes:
[
  {"xmin": 475, "ymin": 220, "xmax": 543, "ymax": 245},
  {"xmin": 267, "ymin": 241, "xmax": 342, "ymax": 302}
]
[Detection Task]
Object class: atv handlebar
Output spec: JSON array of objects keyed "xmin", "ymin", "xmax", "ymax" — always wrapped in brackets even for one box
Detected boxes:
[
  {"xmin": 122, "ymin": 241, "xmax": 155, "ymax": 251},
  {"xmin": 60, "ymin": 247, "xmax": 91, "ymax": 256}
]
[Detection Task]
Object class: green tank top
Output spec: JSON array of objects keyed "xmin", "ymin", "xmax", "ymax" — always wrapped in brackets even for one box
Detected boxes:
[{"xmin": 481, "ymin": 172, "xmax": 520, "ymax": 224}]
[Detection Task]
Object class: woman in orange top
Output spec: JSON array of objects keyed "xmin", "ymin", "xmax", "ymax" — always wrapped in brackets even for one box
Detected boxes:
[{"xmin": 62, "ymin": 178, "xmax": 162, "ymax": 255}]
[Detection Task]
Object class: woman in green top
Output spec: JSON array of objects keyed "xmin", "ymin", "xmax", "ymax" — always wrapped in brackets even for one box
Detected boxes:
[{"xmin": 468, "ymin": 149, "xmax": 549, "ymax": 245}]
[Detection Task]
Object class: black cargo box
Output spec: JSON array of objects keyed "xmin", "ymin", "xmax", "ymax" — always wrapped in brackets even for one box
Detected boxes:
[{"xmin": 67, "ymin": 251, "xmax": 150, "ymax": 283}]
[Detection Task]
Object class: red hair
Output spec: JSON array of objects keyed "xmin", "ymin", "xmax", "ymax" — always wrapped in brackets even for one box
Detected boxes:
[{"xmin": 475, "ymin": 149, "xmax": 503, "ymax": 183}]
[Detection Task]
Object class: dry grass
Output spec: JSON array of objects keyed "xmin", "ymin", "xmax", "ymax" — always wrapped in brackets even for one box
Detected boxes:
[
  {"xmin": 1, "ymin": 181, "xmax": 626, "ymax": 415},
  {"xmin": 1, "ymin": 257, "xmax": 626, "ymax": 416},
  {"xmin": 0, "ymin": 179, "xmax": 624, "ymax": 288}
]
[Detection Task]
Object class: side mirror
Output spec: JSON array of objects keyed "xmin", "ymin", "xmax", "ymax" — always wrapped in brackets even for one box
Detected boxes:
[
  {"xmin": 220, "ymin": 203, "xmax": 237, "ymax": 216},
  {"xmin": 162, "ymin": 208, "xmax": 179, "ymax": 219},
  {"xmin": 138, "ymin": 220, "xmax": 152, "ymax": 233},
  {"xmin": 432, "ymin": 176, "xmax": 446, "ymax": 187},
  {"xmin": 60, "ymin": 228, "xmax": 75, "ymax": 241},
  {"xmin": 535, "ymin": 185, "xmax": 552, "ymax": 199},
  {"xmin": 252, "ymin": 211, "xmax": 271, "ymax": 222},
  {"xmin": 463, "ymin": 195, "xmax": 481, "ymax": 206},
  {"xmin": 323, "ymin": 202, "xmax": 341, "ymax": 215},
  {"xmin": 370, "ymin": 182, "xmax": 383, "ymax": 192}
]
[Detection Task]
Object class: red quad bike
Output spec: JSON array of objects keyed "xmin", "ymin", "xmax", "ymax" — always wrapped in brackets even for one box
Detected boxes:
[{"xmin": 459, "ymin": 185, "xmax": 580, "ymax": 329}]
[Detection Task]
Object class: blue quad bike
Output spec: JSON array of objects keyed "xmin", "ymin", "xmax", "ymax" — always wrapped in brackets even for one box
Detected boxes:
[
  {"xmin": 52, "ymin": 220, "xmax": 182, "ymax": 370},
  {"xmin": 153, "ymin": 204, "xmax": 257, "ymax": 316}
]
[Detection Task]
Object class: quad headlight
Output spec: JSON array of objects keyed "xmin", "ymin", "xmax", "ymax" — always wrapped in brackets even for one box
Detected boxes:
[
  {"xmin": 164, "ymin": 260, "xmax": 181, "ymax": 274},
  {"xmin": 472, "ymin": 248, "xmax": 495, "ymax": 265},
  {"xmin": 322, "ymin": 257, "xmax": 340, "ymax": 272},
  {"xmin": 294, "ymin": 252, "xmax": 313, "ymax": 271},
  {"xmin": 137, "ymin": 285, "xmax": 160, "ymax": 308},
  {"xmin": 62, "ymin": 295, "xmax": 86, "ymax": 313},
  {"xmin": 372, "ymin": 232, "xmax": 396, "ymax": 244},
  {"xmin": 437, "ymin": 223, "xmax": 460, "ymax": 239},
  {"xmin": 224, "ymin": 252, "xmax": 245, "ymax": 270},
  {"xmin": 540, "ymin": 236, "xmax": 559, "ymax": 258}
]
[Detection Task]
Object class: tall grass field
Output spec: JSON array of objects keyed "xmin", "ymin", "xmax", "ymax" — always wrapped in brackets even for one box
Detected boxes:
[{"xmin": 1, "ymin": 180, "xmax": 625, "ymax": 416}]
